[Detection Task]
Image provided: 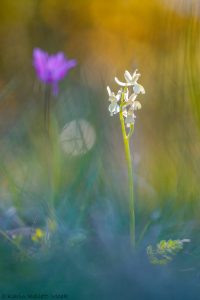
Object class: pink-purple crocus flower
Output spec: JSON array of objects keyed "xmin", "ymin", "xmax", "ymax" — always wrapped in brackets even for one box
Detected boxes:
[{"xmin": 33, "ymin": 48, "xmax": 77, "ymax": 96}]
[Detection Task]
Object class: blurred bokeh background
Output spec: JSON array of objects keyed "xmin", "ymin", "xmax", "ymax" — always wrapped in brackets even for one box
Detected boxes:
[{"xmin": 0, "ymin": 0, "xmax": 200, "ymax": 298}]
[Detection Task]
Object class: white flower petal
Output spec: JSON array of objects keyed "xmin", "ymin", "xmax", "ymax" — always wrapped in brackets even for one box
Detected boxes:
[
  {"xmin": 133, "ymin": 74, "xmax": 141, "ymax": 84},
  {"xmin": 132, "ymin": 101, "xmax": 142, "ymax": 110},
  {"xmin": 124, "ymin": 89, "xmax": 130, "ymax": 102},
  {"xmin": 116, "ymin": 90, "xmax": 122, "ymax": 101},
  {"xmin": 125, "ymin": 115, "xmax": 136, "ymax": 127},
  {"xmin": 116, "ymin": 105, "xmax": 120, "ymax": 113},
  {"xmin": 122, "ymin": 107, "xmax": 128, "ymax": 117},
  {"xmin": 129, "ymin": 93, "xmax": 137, "ymax": 102},
  {"xmin": 133, "ymin": 83, "xmax": 145, "ymax": 95},
  {"xmin": 132, "ymin": 69, "xmax": 137, "ymax": 76},
  {"xmin": 107, "ymin": 86, "xmax": 111, "ymax": 96},
  {"xmin": 114, "ymin": 77, "xmax": 132, "ymax": 86},
  {"xmin": 109, "ymin": 94, "xmax": 117, "ymax": 102},
  {"xmin": 125, "ymin": 113, "xmax": 136, "ymax": 125},
  {"xmin": 124, "ymin": 70, "xmax": 132, "ymax": 83},
  {"xmin": 132, "ymin": 69, "xmax": 139, "ymax": 77},
  {"xmin": 108, "ymin": 102, "xmax": 120, "ymax": 115},
  {"xmin": 107, "ymin": 87, "xmax": 121, "ymax": 102}
]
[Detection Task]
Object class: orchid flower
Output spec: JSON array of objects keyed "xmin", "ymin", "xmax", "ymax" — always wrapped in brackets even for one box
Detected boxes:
[
  {"xmin": 107, "ymin": 86, "xmax": 122, "ymax": 116},
  {"xmin": 115, "ymin": 70, "xmax": 145, "ymax": 95},
  {"xmin": 125, "ymin": 111, "xmax": 136, "ymax": 127}
]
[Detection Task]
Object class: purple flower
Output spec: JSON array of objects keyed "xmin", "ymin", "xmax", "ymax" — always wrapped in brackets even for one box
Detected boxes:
[{"xmin": 33, "ymin": 48, "xmax": 77, "ymax": 96}]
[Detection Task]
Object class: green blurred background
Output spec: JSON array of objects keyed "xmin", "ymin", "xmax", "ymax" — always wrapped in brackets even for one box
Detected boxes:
[{"xmin": 0, "ymin": 0, "xmax": 200, "ymax": 298}]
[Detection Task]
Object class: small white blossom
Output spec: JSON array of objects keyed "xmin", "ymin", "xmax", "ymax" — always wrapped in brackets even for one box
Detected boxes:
[
  {"xmin": 107, "ymin": 86, "xmax": 121, "ymax": 116},
  {"xmin": 124, "ymin": 106, "xmax": 137, "ymax": 127},
  {"xmin": 131, "ymin": 101, "xmax": 142, "ymax": 110},
  {"xmin": 133, "ymin": 83, "xmax": 145, "ymax": 95},
  {"xmin": 123, "ymin": 90, "xmax": 141, "ymax": 111},
  {"xmin": 124, "ymin": 70, "xmax": 141, "ymax": 85},
  {"xmin": 115, "ymin": 69, "xmax": 145, "ymax": 95},
  {"xmin": 125, "ymin": 111, "xmax": 136, "ymax": 127},
  {"xmin": 108, "ymin": 102, "xmax": 120, "ymax": 116},
  {"xmin": 115, "ymin": 69, "xmax": 140, "ymax": 86},
  {"xmin": 124, "ymin": 90, "xmax": 137, "ymax": 106},
  {"xmin": 129, "ymin": 93, "xmax": 137, "ymax": 102},
  {"xmin": 107, "ymin": 86, "xmax": 121, "ymax": 102}
]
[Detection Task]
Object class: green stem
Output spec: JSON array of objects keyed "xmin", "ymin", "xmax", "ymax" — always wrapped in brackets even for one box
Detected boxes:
[
  {"xmin": 43, "ymin": 87, "xmax": 57, "ymax": 234},
  {"xmin": 119, "ymin": 93, "xmax": 135, "ymax": 248},
  {"xmin": 137, "ymin": 220, "xmax": 151, "ymax": 246},
  {"xmin": 44, "ymin": 85, "xmax": 51, "ymax": 136}
]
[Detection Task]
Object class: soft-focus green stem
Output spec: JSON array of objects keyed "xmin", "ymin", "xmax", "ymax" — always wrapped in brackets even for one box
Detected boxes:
[
  {"xmin": 44, "ymin": 86, "xmax": 57, "ymax": 235},
  {"xmin": 137, "ymin": 220, "xmax": 151, "ymax": 246},
  {"xmin": 44, "ymin": 85, "xmax": 51, "ymax": 135},
  {"xmin": 119, "ymin": 92, "xmax": 135, "ymax": 248}
]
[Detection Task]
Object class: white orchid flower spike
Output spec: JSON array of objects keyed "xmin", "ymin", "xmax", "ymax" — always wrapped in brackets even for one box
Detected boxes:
[
  {"xmin": 107, "ymin": 69, "xmax": 145, "ymax": 127},
  {"xmin": 106, "ymin": 68, "xmax": 146, "ymax": 248}
]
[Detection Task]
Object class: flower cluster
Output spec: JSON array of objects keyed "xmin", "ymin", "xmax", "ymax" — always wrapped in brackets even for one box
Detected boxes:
[
  {"xmin": 31, "ymin": 228, "xmax": 45, "ymax": 243},
  {"xmin": 147, "ymin": 239, "xmax": 190, "ymax": 265},
  {"xmin": 107, "ymin": 70, "xmax": 145, "ymax": 127}
]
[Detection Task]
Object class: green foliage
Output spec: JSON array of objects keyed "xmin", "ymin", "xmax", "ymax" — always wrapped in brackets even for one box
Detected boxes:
[{"xmin": 147, "ymin": 239, "xmax": 190, "ymax": 265}]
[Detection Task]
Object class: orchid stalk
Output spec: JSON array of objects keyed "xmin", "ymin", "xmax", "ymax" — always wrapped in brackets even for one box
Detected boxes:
[{"xmin": 107, "ymin": 70, "xmax": 145, "ymax": 248}]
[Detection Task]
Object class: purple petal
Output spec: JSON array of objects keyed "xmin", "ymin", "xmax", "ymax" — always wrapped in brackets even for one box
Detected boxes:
[
  {"xmin": 53, "ymin": 59, "xmax": 77, "ymax": 81},
  {"xmin": 33, "ymin": 48, "xmax": 49, "ymax": 82},
  {"xmin": 65, "ymin": 59, "xmax": 77, "ymax": 70},
  {"xmin": 48, "ymin": 52, "xmax": 65, "ymax": 71}
]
